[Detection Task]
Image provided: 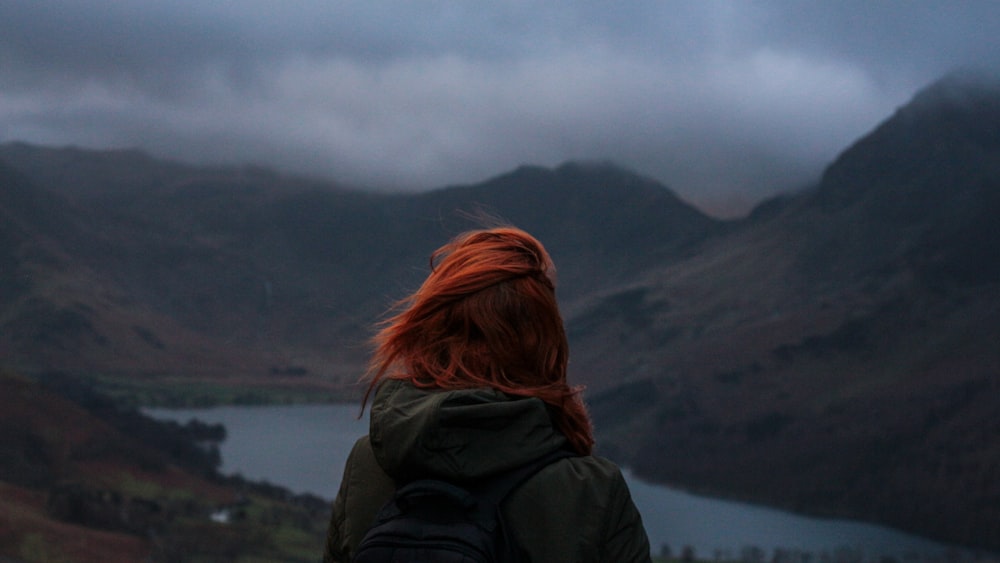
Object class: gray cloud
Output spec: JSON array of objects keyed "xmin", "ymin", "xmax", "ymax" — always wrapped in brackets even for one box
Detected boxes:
[{"xmin": 2, "ymin": 1, "xmax": 999, "ymax": 216}]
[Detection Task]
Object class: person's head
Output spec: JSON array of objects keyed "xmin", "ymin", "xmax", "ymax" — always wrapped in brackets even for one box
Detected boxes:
[{"xmin": 365, "ymin": 226, "xmax": 593, "ymax": 454}]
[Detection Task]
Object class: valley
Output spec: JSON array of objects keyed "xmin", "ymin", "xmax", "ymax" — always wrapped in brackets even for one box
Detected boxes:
[{"xmin": 2, "ymin": 72, "xmax": 998, "ymax": 552}]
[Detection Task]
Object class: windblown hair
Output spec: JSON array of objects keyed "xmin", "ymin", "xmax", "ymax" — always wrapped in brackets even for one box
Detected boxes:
[{"xmin": 364, "ymin": 227, "xmax": 594, "ymax": 455}]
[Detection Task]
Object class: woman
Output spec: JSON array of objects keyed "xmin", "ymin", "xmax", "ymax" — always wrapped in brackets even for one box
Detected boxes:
[{"xmin": 323, "ymin": 226, "xmax": 651, "ymax": 562}]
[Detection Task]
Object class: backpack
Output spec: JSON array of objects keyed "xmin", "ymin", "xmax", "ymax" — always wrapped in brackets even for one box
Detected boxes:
[{"xmin": 352, "ymin": 449, "xmax": 573, "ymax": 563}]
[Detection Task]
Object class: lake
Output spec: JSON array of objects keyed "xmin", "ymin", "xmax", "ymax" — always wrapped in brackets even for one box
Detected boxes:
[{"xmin": 146, "ymin": 404, "xmax": 980, "ymax": 560}]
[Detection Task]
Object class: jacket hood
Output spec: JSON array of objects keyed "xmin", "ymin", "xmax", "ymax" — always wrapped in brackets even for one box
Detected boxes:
[{"xmin": 369, "ymin": 379, "xmax": 569, "ymax": 482}]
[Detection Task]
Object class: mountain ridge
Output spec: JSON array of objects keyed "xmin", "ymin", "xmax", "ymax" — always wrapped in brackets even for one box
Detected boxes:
[
  {"xmin": 581, "ymin": 72, "xmax": 1000, "ymax": 549},
  {"xmin": 0, "ymin": 143, "xmax": 719, "ymax": 391}
]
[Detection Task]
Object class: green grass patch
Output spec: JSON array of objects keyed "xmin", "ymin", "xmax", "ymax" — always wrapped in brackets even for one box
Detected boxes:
[{"xmin": 114, "ymin": 472, "xmax": 205, "ymax": 503}]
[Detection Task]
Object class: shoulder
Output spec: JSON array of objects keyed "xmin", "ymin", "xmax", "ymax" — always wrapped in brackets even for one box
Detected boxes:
[
  {"xmin": 543, "ymin": 453, "xmax": 624, "ymax": 482},
  {"xmin": 337, "ymin": 437, "xmax": 397, "ymax": 551},
  {"xmin": 343, "ymin": 436, "xmax": 396, "ymax": 499},
  {"xmin": 504, "ymin": 455, "xmax": 648, "ymax": 563},
  {"xmin": 520, "ymin": 454, "xmax": 630, "ymax": 507},
  {"xmin": 560, "ymin": 454, "xmax": 627, "ymax": 480}
]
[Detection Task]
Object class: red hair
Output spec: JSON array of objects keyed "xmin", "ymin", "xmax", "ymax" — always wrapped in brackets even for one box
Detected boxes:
[{"xmin": 363, "ymin": 227, "xmax": 594, "ymax": 455}]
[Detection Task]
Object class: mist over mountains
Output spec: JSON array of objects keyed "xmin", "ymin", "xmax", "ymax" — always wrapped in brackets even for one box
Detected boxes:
[{"xmin": 2, "ymin": 72, "xmax": 998, "ymax": 550}]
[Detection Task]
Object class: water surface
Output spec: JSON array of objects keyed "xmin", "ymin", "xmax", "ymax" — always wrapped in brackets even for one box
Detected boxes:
[{"xmin": 147, "ymin": 404, "xmax": 978, "ymax": 559}]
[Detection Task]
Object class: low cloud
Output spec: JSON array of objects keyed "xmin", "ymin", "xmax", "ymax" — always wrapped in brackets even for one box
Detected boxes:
[{"xmin": 2, "ymin": 2, "xmax": 998, "ymax": 215}]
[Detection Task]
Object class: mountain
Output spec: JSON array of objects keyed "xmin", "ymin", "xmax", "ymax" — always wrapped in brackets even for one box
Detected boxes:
[
  {"xmin": 0, "ymin": 146, "xmax": 718, "ymax": 401},
  {"xmin": 582, "ymin": 72, "xmax": 1000, "ymax": 550},
  {"xmin": 1, "ymin": 71, "xmax": 998, "ymax": 550}
]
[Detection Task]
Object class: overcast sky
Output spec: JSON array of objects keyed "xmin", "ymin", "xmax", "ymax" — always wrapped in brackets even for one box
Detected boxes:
[{"xmin": 2, "ymin": 1, "xmax": 998, "ymax": 215}]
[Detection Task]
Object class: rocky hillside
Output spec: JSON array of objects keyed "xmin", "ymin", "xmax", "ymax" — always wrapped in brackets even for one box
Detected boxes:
[{"xmin": 582, "ymin": 72, "xmax": 1000, "ymax": 551}]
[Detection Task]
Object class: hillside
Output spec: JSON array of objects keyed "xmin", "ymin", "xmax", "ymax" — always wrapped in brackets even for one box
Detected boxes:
[
  {"xmin": 0, "ymin": 148, "xmax": 718, "ymax": 402},
  {"xmin": 0, "ymin": 368, "xmax": 328, "ymax": 562},
  {"xmin": 1, "ymin": 72, "xmax": 999, "ymax": 551},
  {"xmin": 582, "ymin": 72, "xmax": 1000, "ymax": 550}
]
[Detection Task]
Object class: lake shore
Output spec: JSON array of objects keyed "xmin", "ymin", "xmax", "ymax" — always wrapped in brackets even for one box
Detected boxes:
[{"xmin": 147, "ymin": 404, "xmax": 991, "ymax": 561}]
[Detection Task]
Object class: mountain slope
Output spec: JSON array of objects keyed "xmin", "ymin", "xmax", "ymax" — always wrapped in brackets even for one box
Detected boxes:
[
  {"xmin": 0, "ymin": 146, "xmax": 719, "ymax": 399},
  {"xmin": 0, "ymin": 368, "xmax": 329, "ymax": 562},
  {"xmin": 583, "ymin": 72, "xmax": 1000, "ymax": 550},
  {"xmin": 416, "ymin": 162, "xmax": 719, "ymax": 301}
]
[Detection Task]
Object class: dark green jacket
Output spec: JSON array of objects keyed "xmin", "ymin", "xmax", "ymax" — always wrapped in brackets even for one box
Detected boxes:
[{"xmin": 323, "ymin": 379, "xmax": 651, "ymax": 562}]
